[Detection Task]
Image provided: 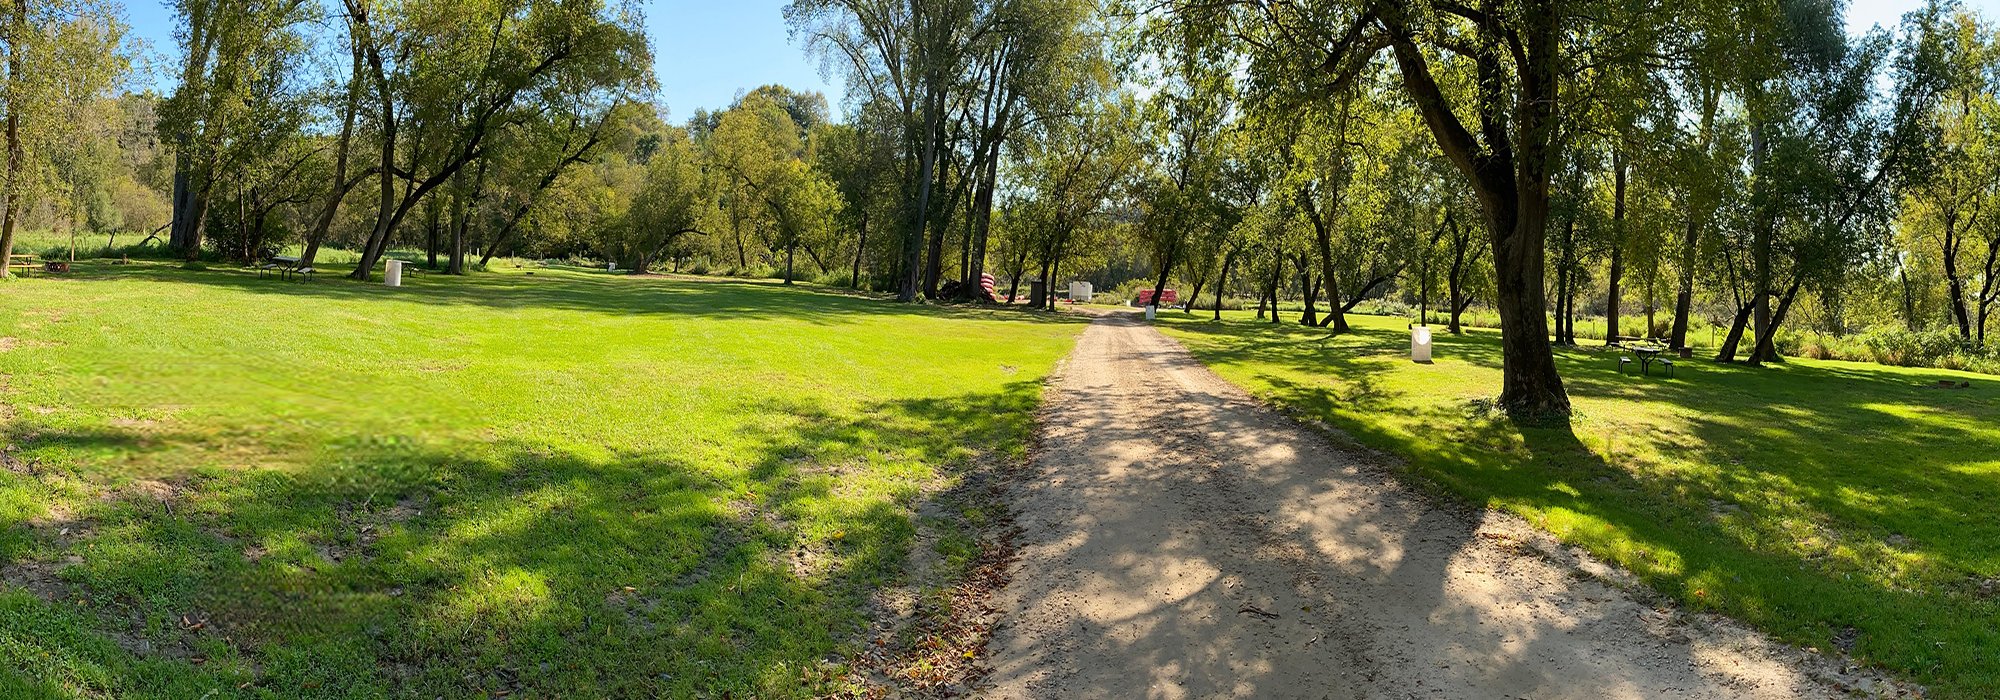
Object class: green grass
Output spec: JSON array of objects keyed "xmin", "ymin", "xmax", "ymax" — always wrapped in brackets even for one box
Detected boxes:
[
  {"xmin": 1156, "ymin": 311, "xmax": 2000, "ymax": 698},
  {"xmin": 0, "ymin": 260, "xmax": 1082, "ymax": 698}
]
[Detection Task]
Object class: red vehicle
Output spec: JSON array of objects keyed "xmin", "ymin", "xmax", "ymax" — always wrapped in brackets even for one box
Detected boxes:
[{"xmin": 1136, "ymin": 288, "xmax": 1178, "ymax": 306}]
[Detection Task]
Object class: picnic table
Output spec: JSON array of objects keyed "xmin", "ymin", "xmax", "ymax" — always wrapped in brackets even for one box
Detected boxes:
[
  {"xmin": 7, "ymin": 253, "xmax": 38, "ymax": 276},
  {"xmin": 258, "ymin": 255, "xmax": 315, "ymax": 281},
  {"xmin": 1619, "ymin": 343, "xmax": 1675, "ymax": 377}
]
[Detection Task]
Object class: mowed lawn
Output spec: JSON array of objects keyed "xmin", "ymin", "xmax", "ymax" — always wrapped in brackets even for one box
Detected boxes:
[
  {"xmin": 0, "ymin": 262, "xmax": 1082, "ymax": 698},
  {"xmin": 1158, "ymin": 311, "xmax": 2000, "ymax": 697}
]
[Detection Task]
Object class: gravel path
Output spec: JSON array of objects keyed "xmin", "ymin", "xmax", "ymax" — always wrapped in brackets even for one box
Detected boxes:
[{"xmin": 982, "ymin": 311, "xmax": 1905, "ymax": 699}]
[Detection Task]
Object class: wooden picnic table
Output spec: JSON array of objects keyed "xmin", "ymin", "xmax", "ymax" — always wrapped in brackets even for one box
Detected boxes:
[{"xmin": 7, "ymin": 253, "xmax": 38, "ymax": 276}]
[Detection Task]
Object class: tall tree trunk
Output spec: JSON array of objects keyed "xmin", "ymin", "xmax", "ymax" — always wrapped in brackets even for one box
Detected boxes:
[
  {"xmin": 923, "ymin": 141, "xmax": 965, "ymax": 297},
  {"xmin": 900, "ymin": 90, "xmax": 943, "ymax": 302},
  {"xmin": 1297, "ymin": 186, "xmax": 1350, "ymax": 331},
  {"xmin": 1447, "ymin": 218, "xmax": 1469, "ymax": 334},
  {"xmin": 1901, "ymin": 265, "xmax": 1919, "ymax": 332},
  {"xmin": 1297, "ymin": 255, "xmax": 1319, "ymax": 326},
  {"xmin": 448, "ymin": 156, "xmax": 488, "ymax": 275},
  {"xmin": 1605, "ymin": 151, "xmax": 1626, "ymax": 344},
  {"xmin": 1671, "ymin": 82, "xmax": 1720, "ymax": 350},
  {"xmin": 1943, "ymin": 214, "xmax": 1972, "ymax": 340},
  {"xmin": 1554, "ymin": 218, "xmax": 1576, "ymax": 344},
  {"xmin": 425, "ymin": 194, "xmax": 443, "ymax": 269},
  {"xmin": 0, "ymin": 29, "xmax": 18, "ymax": 280},
  {"xmin": 1214, "ymin": 247, "xmax": 1236, "ymax": 321},
  {"xmin": 964, "ymin": 135, "xmax": 1002, "ymax": 300},
  {"xmin": 1747, "ymin": 125, "xmax": 1774, "ymax": 363},
  {"xmin": 182, "ymin": 179, "xmax": 214, "ymax": 262},
  {"xmin": 301, "ymin": 35, "xmax": 365, "ymax": 269},
  {"xmin": 1386, "ymin": 11, "xmax": 1569, "ymax": 417},
  {"xmin": 1669, "ymin": 214, "xmax": 1700, "ymax": 349},
  {"xmin": 851, "ymin": 210, "xmax": 868, "ymax": 290},
  {"xmin": 1268, "ymin": 252, "xmax": 1285, "ymax": 324}
]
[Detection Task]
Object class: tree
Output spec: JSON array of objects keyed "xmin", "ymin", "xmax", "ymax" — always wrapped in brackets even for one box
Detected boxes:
[
  {"xmin": 709, "ymin": 91, "xmax": 842, "ymax": 284},
  {"xmin": 1012, "ymin": 97, "xmax": 1140, "ymax": 309},
  {"xmin": 1898, "ymin": 2, "xmax": 2000, "ymax": 345},
  {"xmin": 0, "ymin": 0, "xmax": 125, "ymax": 278},
  {"xmin": 159, "ymin": 0, "xmax": 315, "ymax": 261},
  {"xmin": 789, "ymin": 0, "xmax": 991, "ymax": 301},
  {"xmin": 1133, "ymin": 11, "xmax": 1233, "ymax": 314},
  {"xmin": 343, "ymin": 0, "xmax": 650, "ymax": 280},
  {"xmin": 609, "ymin": 125, "xmax": 706, "ymax": 273},
  {"xmin": 1172, "ymin": 0, "xmax": 1672, "ymax": 417}
]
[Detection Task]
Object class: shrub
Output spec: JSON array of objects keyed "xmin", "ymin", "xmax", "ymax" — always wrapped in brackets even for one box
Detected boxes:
[
  {"xmin": 1858, "ymin": 328, "xmax": 1965, "ymax": 367},
  {"xmin": 811, "ymin": 270, "xmax": 854, "ymax": 288}
]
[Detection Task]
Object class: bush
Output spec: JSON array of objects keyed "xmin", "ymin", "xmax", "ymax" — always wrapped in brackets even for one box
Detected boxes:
[
  {"xmin": 1858, "ymin": 328, "xmax": 1965, "ymax": 367},
  {"xmin": 811, "ymin": 270, "xmax": 854, "ymax": 288}
]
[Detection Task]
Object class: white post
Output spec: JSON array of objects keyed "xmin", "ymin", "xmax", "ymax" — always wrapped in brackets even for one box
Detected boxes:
[{"xmin": 385, "ymin": 259, "xmax": 403, "ymax": 287}]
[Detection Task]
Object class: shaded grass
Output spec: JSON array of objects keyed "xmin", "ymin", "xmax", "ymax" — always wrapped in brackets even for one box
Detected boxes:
[
  {"xmin": 1157, "ymin": 312, "xmax": 2000, "ymax": 698},
  {"xmin": 0, "ymin": 261, "xmax": 1082, "ymax": 698}
]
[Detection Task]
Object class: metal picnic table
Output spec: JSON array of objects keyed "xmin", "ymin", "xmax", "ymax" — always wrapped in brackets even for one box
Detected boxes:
[{"xmin": 1622, "ymin": 343, "xmax": 1674, "ymax": 377}]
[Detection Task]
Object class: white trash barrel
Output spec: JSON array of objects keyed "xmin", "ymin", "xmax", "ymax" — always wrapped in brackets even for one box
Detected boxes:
[
  {"xmin": 1411, "ymin": 325, "xmax": 1433, "ymax": 363},
  {"xmin": 385, "ymin": 259, "xmax": 403, "ymax": 287}
]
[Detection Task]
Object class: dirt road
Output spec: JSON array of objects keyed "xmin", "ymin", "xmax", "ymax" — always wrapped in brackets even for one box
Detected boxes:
[{"xmin": 982, "ymin": 312, "xmax": 1903, "ymax": 699}]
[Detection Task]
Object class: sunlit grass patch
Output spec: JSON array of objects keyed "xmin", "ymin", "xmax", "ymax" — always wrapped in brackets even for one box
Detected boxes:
[{"xmin": 0, "ymin": 261, "xmax": 1081, "ymax": 697}]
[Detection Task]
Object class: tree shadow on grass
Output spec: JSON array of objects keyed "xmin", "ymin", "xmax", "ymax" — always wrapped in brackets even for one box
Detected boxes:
[
  {"xmin": 0, "ymin": 382, "xmax": 1048, "ymax": 698},
  {"xmin": 42, "ymin": 261, "xmax": 1090, "ymax": 330},
  {"xmin": 1156, "ymin": 315, "xmax": 2000, "ymax": 695}
]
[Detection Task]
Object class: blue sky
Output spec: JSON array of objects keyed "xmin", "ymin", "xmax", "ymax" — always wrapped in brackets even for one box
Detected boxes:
[
  {"xmin": 121, "ymin": 0, "xmax": 840, "ymax": 119},
  {"xmin": 118, "ymin": 0, "xmax": 1990, "ymax": 122}
]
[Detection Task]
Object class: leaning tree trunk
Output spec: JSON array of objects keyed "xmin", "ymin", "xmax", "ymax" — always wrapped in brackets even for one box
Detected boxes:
[
  {"xmin": 1147, "ymin": 237, "xmax": 1180, "ymax": 315},
  {"xmin": 1749, "ymin": 273, "xmax": 1805, "ymax": 366},
  {"xmin": 1716, "ymin": 302, "xmax": 1752, "ymax": 362},
  {"xmin": 300, "ymin": 36, "xmax": 363, "ymax": 269}
]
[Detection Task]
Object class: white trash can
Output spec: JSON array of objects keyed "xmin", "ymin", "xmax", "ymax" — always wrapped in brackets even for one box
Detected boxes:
[
  {"xmin": 1145, "ymin": 304, "xmax": 1157, "ymax": 321},
  {"xmin": 385, "ymin": 259, "xmax": 403, "ymax": 287},
  {"xmin": 1069, "ymin": 280, "xmax": 1094, "ymax": 303},
  {"xmin": 1411, "ymin": 325, "xmax": 1433, "ymax": 363},
  {"xmin": 608, "ymin": 261, "xmax": 617, "ymax": 272}
]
